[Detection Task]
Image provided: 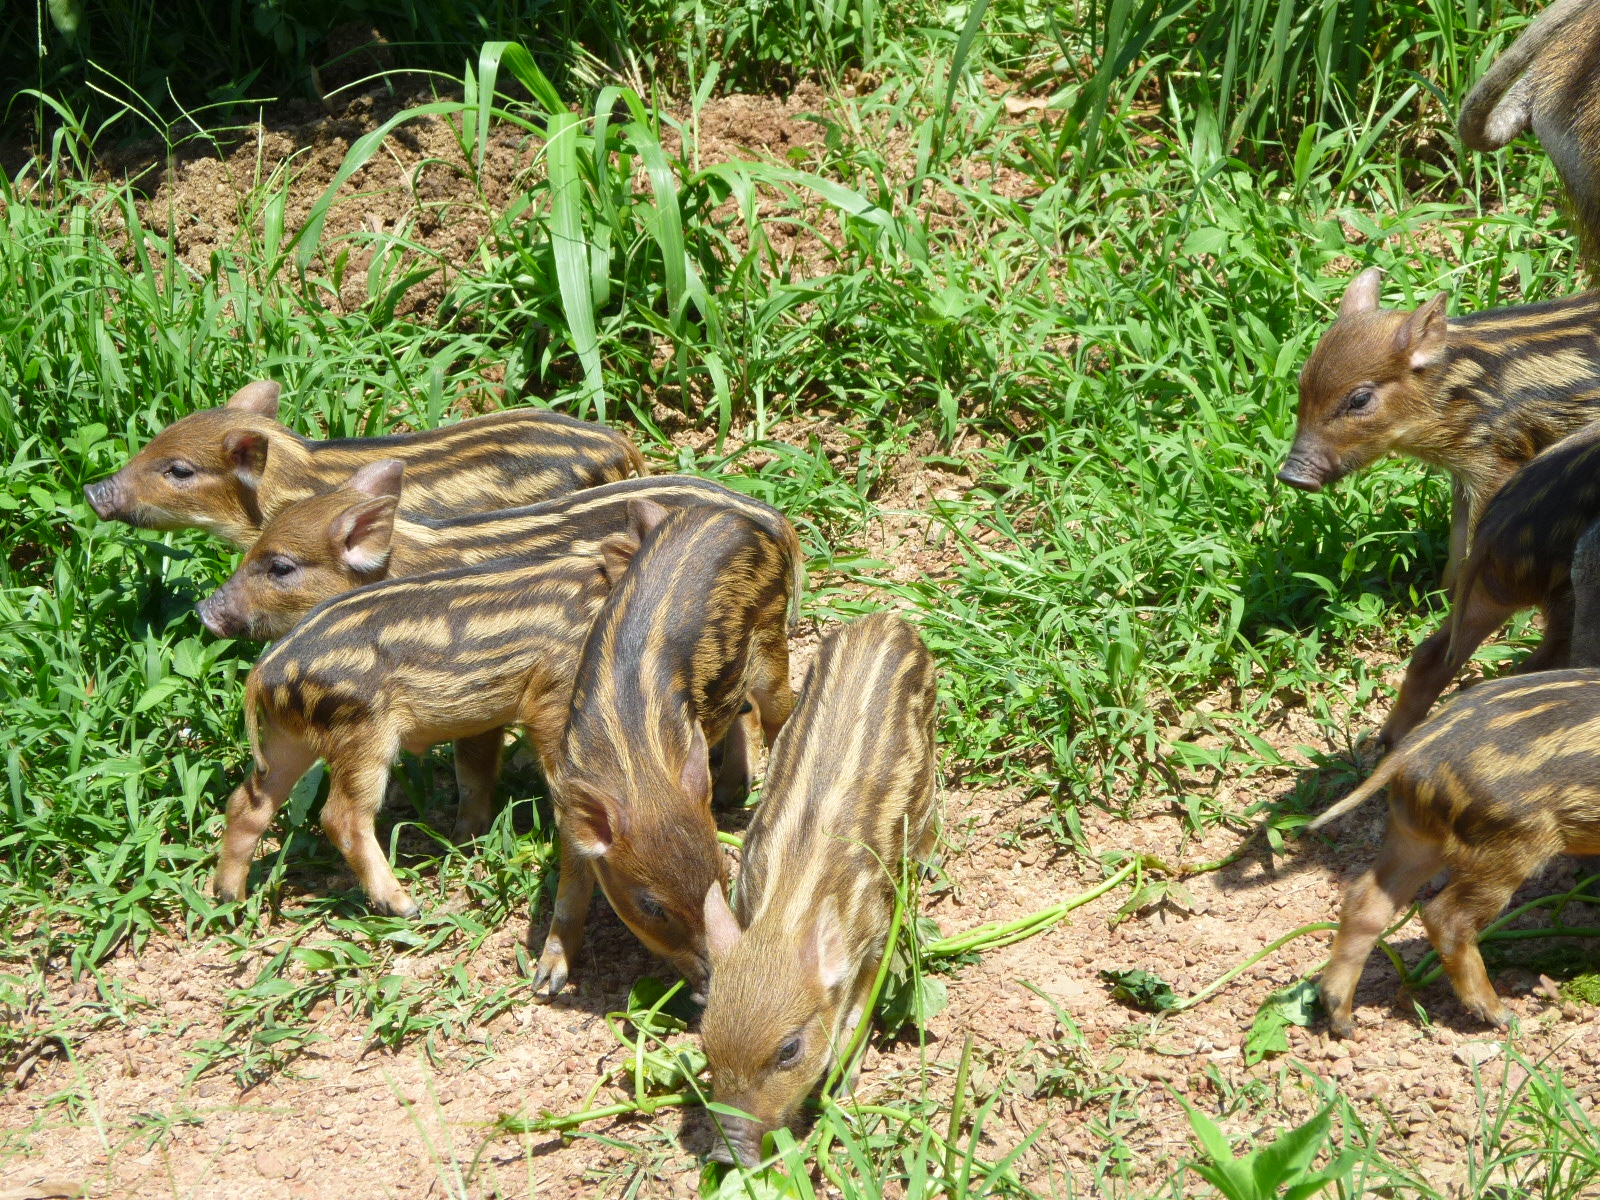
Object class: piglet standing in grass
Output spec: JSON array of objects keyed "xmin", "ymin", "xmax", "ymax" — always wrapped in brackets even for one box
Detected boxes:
[
  {"xmin": 1278, "ymin": 267, "xmax": 1600, "ymax": 596},
  {"xmin": 83, "ymin": 379, "xmax": 644, "ymax": 546},
  {"xmin": 1311, "ymin": 516, "xmax": 1600, "ymax": 1039},
  {"xmin": 700, "ymin": 611, "xmax": 939, "ymax": 1167}
]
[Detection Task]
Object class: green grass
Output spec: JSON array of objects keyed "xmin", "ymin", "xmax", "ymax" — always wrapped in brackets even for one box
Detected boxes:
[{"xmin": 4, "ymin": 0, "xmax": 1600, "ymax": 1195}]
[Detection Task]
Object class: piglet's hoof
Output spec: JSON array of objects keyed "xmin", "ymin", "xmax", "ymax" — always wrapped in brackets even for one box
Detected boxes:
[
  {"xmin": 530, "ymin": 937, "xmax": 571, "ymax": 998},
  {"xmin": 372, "ymin": 895, "xmax": 421, "ymax": 920}
]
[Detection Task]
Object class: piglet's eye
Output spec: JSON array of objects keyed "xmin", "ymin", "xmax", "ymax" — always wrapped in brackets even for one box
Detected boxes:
[
  {"xmin": 1345, "ymin": 389, "xmax": 1373, "ymax": 413},
  {"xmin": 166, "ymin": 462, "xmax": 196, "ymax": 480},
  {"xmin": 636, "ymin": 893, "xmax": 665, "ymax": 920},
  {"xmin": 776, "ymin": 1036, "xmax": 802, "ymax": 1067},
  {"xmin": 267, "ymin": 558, "xmax": 298, "ymax": 579}
]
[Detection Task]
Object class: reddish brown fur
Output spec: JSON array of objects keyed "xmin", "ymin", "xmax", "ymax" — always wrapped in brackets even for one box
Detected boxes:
[
  {"xmin": 196, "ymin": 470, "xmax": 800, "ymax": 642},
  {"xmin": 83, "ymin": 380, "xmax": 644, "ymax": 546},
  {"xmin": 214, "ymin": 516, "xmax": 650, "ymax": 916},
  {"xmin": 1282, "ymin": 270, "xmax": 1600, "ymax": 598}
]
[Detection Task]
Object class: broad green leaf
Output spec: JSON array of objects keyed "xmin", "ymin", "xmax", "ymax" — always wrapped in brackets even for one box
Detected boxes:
[{"xmin": 1099, "ymin": 968, "xmax": 1180, "ymax": 1012}]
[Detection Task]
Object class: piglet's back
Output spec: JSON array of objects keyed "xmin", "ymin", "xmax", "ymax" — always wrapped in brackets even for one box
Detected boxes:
[
  {"xmin": 737, "ymin": 611, "xmax": 938, "ymax": 931},
  {"xmin": 1381, "ymin": 669, "xmax": 1600, "ymax": 844},
  {"xmin": 564, "ymin": 505, "xmax": 792, "ymax": 757},
  {"xmin": 249, "ymin": 553, "xmax": 604, "ymax": 742}
]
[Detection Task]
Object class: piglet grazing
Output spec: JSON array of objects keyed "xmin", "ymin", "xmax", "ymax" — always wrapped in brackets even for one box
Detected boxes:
[
  {"xmin": 699, "ymin": 612, "xmax": 939, "ymax": 1167},
  {"xmin": 534, "ymin": 505, "xmax": 799, "ymax": 999}
]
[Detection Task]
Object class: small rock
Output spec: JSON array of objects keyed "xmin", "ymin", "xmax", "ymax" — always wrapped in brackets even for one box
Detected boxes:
[
  {"xmin": 254, "ymin": 1149, "xmax": 296, "ymax": 1179},
  {"xmin": 1397, "ymin": 1050, "xmax": 1423, "ymax": 1070},
  {"xmin": 1453, "ymin": 1042, "xmax": 1502, "ymax": 1069},
  {"xmin": 1328, "ymin": 1058, "xmax": 1355, "ymax": 1078}
]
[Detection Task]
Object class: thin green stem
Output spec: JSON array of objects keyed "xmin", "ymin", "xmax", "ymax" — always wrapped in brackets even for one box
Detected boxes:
[
  {"xmin": 1176, "ymin": 923, "xmax": 1339, "ymax": 1011},
  {"xmin": 498, "ymin": 1092, "xmax": 692, "ymax": 1134},
  {"xmin": 1404, "ymin": 878, "xmax": 1600, "ymax": 987},
  {"xmin": 824, "ymin": 886, "xmax": 905, "ymax": 1097},
  {"xmin": 922, "ymin": 856, "xmax": 1139, "ymax": 958}
]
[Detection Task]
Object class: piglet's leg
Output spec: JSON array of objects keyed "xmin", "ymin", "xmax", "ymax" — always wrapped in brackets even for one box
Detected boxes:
[
  {"xmin": 1441, "ymin": 479, "xmax": 1469, "ymax": 592},
  {"xmin": 1319, "ymin": 822, "xmax": 1441, "ymax": 1038},
  {"xmin": 450, "ymin": 728, "xmax": 505, "ymax": 843},
  {"xmin": 1378, "ymin": 587, "xmax": 1517, "ymax": 750},
  {"xmin": 1513, "ymin": 592, "xmax": 1572, "ymax": 674},
  {"xmin": 749, "ymin": 624, "xmax": 796, "ymax": 744},
  {"xmin": 215, "ymin": 724, "xmax": 317, "ymax": 904},
  {"xmin": 1422, "ymin": 858, "xmax": 1536, "ymax": 1030},
  {"xmin": 712, "ymin": 716, "xmax": 752, "ymax": 810},
  {"xmin": 322, "ymin": 753, "xmax": 418, "ymax": 919},
  {"xmin": 531, "ymin": 835, "xmax": 594, "ymax": 996}
]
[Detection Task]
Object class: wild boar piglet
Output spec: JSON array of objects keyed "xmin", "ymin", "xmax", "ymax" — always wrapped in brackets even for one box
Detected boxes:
[
  {"xmin": 1459, "ymin": 0, "xmax": 1600, "ymax": 274},
  {"xmin": 534, "ymin": 505, "xmax": 799, "ymax": 1000},
  {"xmin": 700, "ymin": 612, "xmax": 938, "ymax": 1167},
  {"xmin": 84, "ymin": 380, "xmax": 642, "ymax": 546},
  {"xmin": 197, "ymin": 466, "xmax": 799, "ymax": 643},
  {"xmin": 1281, "ymin": 268, "xmax": 1600, "ymax": 592},
  {"xmin": 215, "ymin": 504, "xmax": 656, "ymax": 916},
  {"xmin": 1378, "ymin": 420, "xmax": 1600, "ymax": 745},
  {"xmin": 1312, "ymin": 670, "xmax": 1600, "ymax": 1037}
]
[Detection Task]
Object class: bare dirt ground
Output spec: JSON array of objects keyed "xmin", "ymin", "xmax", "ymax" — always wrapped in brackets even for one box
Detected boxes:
[{"xmin": 6, "ymin": 84, "xmax": 1600, "ymax": 1200}]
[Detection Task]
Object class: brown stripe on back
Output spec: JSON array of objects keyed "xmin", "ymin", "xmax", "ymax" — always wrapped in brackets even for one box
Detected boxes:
[{"xmin": 737, "ymin": 613, "xmax": 937, "ymax": 938}]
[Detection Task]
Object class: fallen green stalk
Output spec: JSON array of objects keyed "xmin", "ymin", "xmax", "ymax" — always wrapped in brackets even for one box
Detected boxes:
[
  {"xmin": 494, "ymin": 1092, "xmax": 693, "ymax": 1135},
  {"xmin": 922, "ymin": 856, "xmax": 1141, "ymax": 958},
  {"xmin": 1176, "ymin": 922, "xmax": 1338, "ymax": 1011},
  {"xmin": 1404, "ymin": 876, "xmax": 1600, "ymax": 991}
]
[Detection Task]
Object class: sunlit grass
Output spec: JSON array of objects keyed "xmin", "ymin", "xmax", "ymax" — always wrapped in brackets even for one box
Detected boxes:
[{"xmin": 3, "ymin": 0, "xmax": 1596, "ymax": 1195}]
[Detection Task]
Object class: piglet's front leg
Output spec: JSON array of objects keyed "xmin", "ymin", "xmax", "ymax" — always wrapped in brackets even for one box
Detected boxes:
[{"xmin": 530, "ymin": 836, "xmax": 595, "ymax": 997}]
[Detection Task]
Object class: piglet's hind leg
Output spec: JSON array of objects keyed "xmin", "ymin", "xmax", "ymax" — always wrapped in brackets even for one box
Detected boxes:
[{"xmin": 1320, "ymin": 822, "xmax": 1442, "ymax": 1038}]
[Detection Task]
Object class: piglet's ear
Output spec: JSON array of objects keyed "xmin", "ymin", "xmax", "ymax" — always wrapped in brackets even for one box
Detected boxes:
[
  {"xmin": 222, "ymin": 429, "xmax": 270, "ymax": 488},
  {"xmin": 1395, "ymin": 290, "xmax": 1450, "ymax": 371},
  {"xmin": 704, "ymin": 883, "xmax": 743, "ymax": 961},
  {"xmin": 564, "ymin": 790, "xmax": 622, "ymax": 857},
  {"xmin": 328, "ymin": 496, "xmax": 396, "ymax": 572},
  {"xmin": 347, "ymin": 458, "xmax": 403, "ymax": 499},
  {"xmin": 811, "ymin": 896, "xmax": 849, "ymax": 992},
  {"xmin": 596, "ymin": 497, "xmax": 670, "ymax": 585},
  {"xmin": 679, "ymin": 722, "xmax": 711, "ymax": 807},
  {"xmin": 629, "ymin": 497, "xmax": 670, "ymax": 537},
  {"xmin": 1338, "ymin": 267, "xmax": 1383, "ymax": 318},
  {"xmin": 598, "ymin": 532, "xmax": 641, "ymax": 586},
  {"xmin": 225, "ymin": 380, "xmax": 282, "ymax": 419}
]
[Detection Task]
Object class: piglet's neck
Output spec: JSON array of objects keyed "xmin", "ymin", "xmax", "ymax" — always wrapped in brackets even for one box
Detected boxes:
[
  {"xmin": 258, "ymin": 426, "xmax": 319, "ymax": 493},
  {"xmin": 382, "ymin": 519, "xmax": 437, "ymax": 576}
]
